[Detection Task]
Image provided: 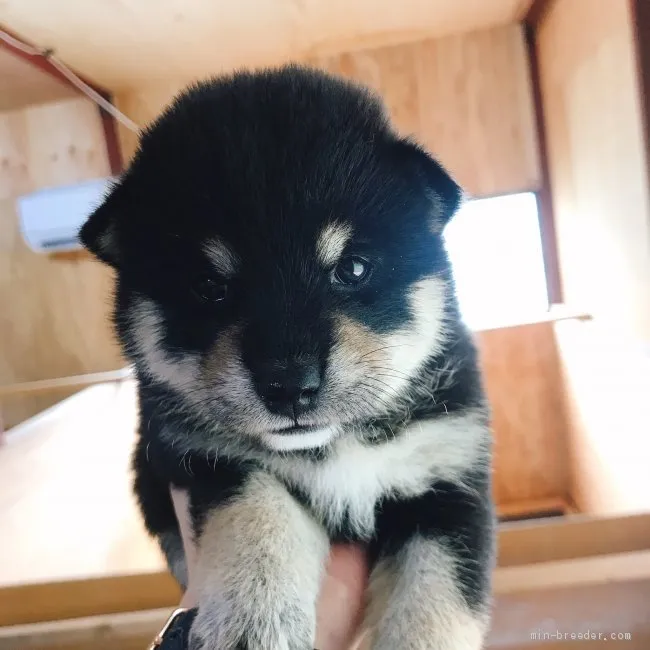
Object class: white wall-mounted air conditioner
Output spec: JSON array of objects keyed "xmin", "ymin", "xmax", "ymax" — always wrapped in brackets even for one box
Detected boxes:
[{"xmin": 16, "ymin": 177, "xmax": 116, "ymax": 253}]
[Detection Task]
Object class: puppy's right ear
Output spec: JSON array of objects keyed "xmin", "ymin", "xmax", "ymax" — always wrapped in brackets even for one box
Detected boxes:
[
  {"xmin": 391, "ymin": 138, "xmax": 464, "ymax": 234},
  {"xmin": 79, "ymin": 183, "xmax": 122, "ymax": 268}
]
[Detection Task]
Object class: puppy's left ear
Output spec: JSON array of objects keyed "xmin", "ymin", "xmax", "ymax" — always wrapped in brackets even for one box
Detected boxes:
[
  {"xmin": 394, "ymin": 138, "xmax": 464, "ymax": 233},
  {"xmin": 79, "ymin": 182, "xmax": 123, "ymax": 268}
]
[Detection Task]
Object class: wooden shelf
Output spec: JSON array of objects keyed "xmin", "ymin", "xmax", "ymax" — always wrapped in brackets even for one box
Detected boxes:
[
  {"xmin": 497, "ymin": 497, "xmax": 569, "ymax": 522},
  {"xmin": 46, "ymin": 250, "xmax": 93, "ymax": 263},
  {"xmin": 0, "ymin": 368, "xmax": 132, "ymax": 398}
]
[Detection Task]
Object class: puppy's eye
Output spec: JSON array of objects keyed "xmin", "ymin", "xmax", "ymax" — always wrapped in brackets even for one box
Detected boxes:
[
  {"xmin": 332, "ymin": 256, "xmax": 372, "ymax": 286},
  {"xmin": 193, "ymin": 276, "xmax": 228, "ymax": 303}
]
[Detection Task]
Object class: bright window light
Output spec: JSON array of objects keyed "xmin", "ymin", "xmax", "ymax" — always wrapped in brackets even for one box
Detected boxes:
[{"xmin": 444, "ymin": 192, "xmax": 549, "ymax": 330}]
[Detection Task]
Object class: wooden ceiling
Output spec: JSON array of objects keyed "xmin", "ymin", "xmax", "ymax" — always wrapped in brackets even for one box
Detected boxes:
[
  {"xmin": 1, "ymin": 0, "xmax": 533, "ymax": 91},
  {"xmin": 0, "ymin": 48, "xmax": 77, "ymax": 110}
]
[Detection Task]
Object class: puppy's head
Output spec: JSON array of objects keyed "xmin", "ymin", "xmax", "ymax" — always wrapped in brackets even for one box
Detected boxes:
[{"xmin": 81, "ymin": 66, "xmax": 462, "ymax": 452}]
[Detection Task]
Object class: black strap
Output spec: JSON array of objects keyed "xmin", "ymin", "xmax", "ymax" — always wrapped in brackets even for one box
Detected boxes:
[
  {"xmin": 153, "ymin": 608, "xmax": 197, "ymax": 649},
  {"xmin": 151, "ymin": 608, "xmax": 319, "ymax": 649}
]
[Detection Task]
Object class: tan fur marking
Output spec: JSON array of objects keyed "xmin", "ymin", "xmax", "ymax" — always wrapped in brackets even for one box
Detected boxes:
[
  {"xmin": 325, "ymin": 276, "xmax": 448, "ymax": 411},
  {"xmin": 203, "ymin": 238, "xmax": 240, "ymax": 277},
  {"xmin": 130, "ymin": 296, "xmax": 199, "ymax": 389},
  {"xmin": 202, "ymin": 325, "xmax": 279, "ymax": 433},
  {"xmin": 316, "ymin": 222, "xmax": 353, "ymax": 267}
]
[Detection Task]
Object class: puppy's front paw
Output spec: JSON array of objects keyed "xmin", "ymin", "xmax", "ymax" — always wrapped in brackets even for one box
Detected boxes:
[
  {"xmin": 189, "ymin": 473, "xmax": 328, "ymax": 650},
  {"xmin": 188, "ymin": 598, "xmax": 314, "ymax": 650}
]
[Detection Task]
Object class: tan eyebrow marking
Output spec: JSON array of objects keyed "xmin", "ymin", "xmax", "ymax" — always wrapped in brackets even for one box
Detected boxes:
[
  {"xmin": 316, "ymin": 222, "xmax": 353, "ymax": 267},
  {"xmin": 203, "ymin": 238, "xmax": 240, "ymax": 277}
]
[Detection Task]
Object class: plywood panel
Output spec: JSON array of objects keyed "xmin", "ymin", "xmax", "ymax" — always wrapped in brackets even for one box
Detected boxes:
[
  {"xmin": 0, "ymin": 109, "xmax": 29, "ymax": 200},
  {"xmin": 555, "ymin": 320, "xmax": 650, "ymax": 516},
  {"xmin": 498, "ymin": 511, "xmax": 650, "ymax": 568},
  {"xmin": 23, "ymin": 99, "xmax": 111, "ymax": 188},
  {"xmin": 537, "ymin": 0, "xmax": 650, "ymax": 339},
  {"xmin": 0, "ymin": 48, "xmax": 77, "ymax": 111},
  {"xmin": 0, "ymin": 97, "xmax": 123, "ymax": 428},
  {"xmin": 0, "ymin": 97, "xmax": 111, "ymax": 197},
  {"xmin": 477, "ymin": 321, "xmax": 569, "ymax": 506},
  {"xmin": 313, "ymin": 24, "xmax": 540, "ymax": 197},
  {"xmin": 489, "ymin": 580, "xmax": 650, "ymax": 649},
  {"xmin": 117, "ymin": 26, "xmax": 541, "ymax": 197},
  {"xmin": 1, "ymin": 0, "xmax": 532, "ymax": 90}
]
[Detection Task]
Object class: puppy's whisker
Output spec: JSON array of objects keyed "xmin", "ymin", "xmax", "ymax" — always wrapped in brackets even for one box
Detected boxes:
[
  {"xmin": 363, "ymin": 376, "xmax": 402, "ymax": 396},
  {"xmin": 358, "ymin": 383, "xmax": 397, "ymax": 411},
  {"xmin": 360, "ymin": 380, "xmax": 401, "ymax": 400},
  {"xmin": 356, "ymin": 343, "xmax": 414, "ymax": 361},
  {"xmin": 369, "ymin": 367, "xmax": 414, "ymax": 379}
]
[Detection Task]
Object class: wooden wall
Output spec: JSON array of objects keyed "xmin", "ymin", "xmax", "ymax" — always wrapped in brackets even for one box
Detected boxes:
[
  {"xmin": 537, "ymin": 0, "xmax": 650, "ymax": 338},
  {"xmin": 537, "ymin": 0, "xmax": 650, "ymax": 515},
  {"xmin": 478, "ymin": 321, "xmax": 569, "ymax": 508},
  {"xmin": 554, "ymin": 319, "xmax": 650, "ymax": 515},
  {"xmin": 117, "ymin": 24, "xmax": 541, "ymax": 197},
  {"xmin": 312, "ymin": 24, "xmax": 540, "ymax": 197},
  {"xmin": 0, "ymin": 98, "xmax": 123, "ymax": 428},
  {"xmin": 0, "ymin": 48, "xmax": 77, "ymax": 112}
]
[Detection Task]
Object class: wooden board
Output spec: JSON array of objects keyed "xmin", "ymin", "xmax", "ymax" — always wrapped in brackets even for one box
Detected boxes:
[
  {"xmin": 489, "ymin": 579, "xmax": 650, "ymax": 649},
  {"xmin": 116, "ymin": 25, "xmax": 541, "ymax": 198},
  {"xmin": 0, "ymin": 97, "xmax": 123, "ymax": 428},
  {"xmin": 497, "ymin": 497, "xmax": 568, "ymax": 522},
  {"xmin": 498, "ymin": 511, "xmax": 650, "ymax": 567},
  {"xmin": 0, "ymin": 576, "xmax": 179, "ymax": 629},
  {"xmin": 0, "ymin": 48, "xmax": 77, "ymax": 111},
  {"xmin": 554, "ymin": 320, "xmax": 650, "ymax": 516},
  {"xmin": 311, "ymin": 25, "xmax": 540, "ymax": 197},
  {"xmin": 0, "ymin": 368, "xmax": 132, "ymax": 398},
  {"xmin": 537, "ymin": 0, "xmax": 650, "ymax": 339},
  {"xmin": 1, "ymin": 0, "xmax": 533, "ymax": 91},
  {"xmin": 477, "ymin": 321, "xmax": 569, "ymax": 506},
  {"xmin": 0, "ymin": 96, "xmax": 111, "ymax": 197},
  {"xmin": 0, "ymin": 608, "xmax": 173, "ymax": 650}
]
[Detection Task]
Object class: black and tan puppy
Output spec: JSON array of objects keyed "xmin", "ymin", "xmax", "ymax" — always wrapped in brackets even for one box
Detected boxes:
[{"xmin": 81, "ymin": 65, "xmax": 495, "ymax": 650}]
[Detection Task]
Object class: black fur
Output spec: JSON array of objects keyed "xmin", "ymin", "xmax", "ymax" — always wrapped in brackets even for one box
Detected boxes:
[
  {"xmin": 370, "ymin": 466, "xmax": 495, "ymax": 612},
  {"xmin": 136, "ymin": 389, "xmax": 256, "ymax": 537}
]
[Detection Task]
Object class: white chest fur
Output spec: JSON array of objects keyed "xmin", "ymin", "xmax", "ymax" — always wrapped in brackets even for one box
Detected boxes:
[{"xmin": 268, "ymin": 411, "xmax": 488, "ymax": 539}]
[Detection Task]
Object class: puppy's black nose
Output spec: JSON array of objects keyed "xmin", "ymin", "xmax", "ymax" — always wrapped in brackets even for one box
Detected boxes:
[{"xmin": 254, "ymin": 358, "xmax": 321, "ymax": 419}]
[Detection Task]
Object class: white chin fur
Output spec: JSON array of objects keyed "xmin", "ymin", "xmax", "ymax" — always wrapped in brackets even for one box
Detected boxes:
[{"xmin": 260, "ymin": 427, "xmax": 336, "ymax": 451}]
